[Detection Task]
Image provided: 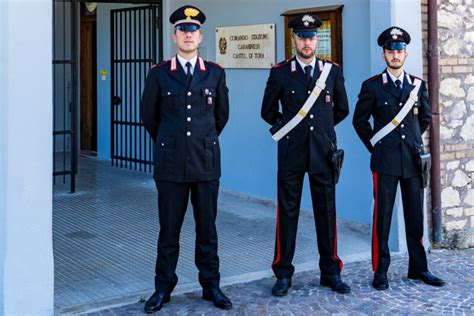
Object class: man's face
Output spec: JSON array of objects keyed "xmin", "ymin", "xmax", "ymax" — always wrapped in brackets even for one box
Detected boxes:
[
  {"xmin": 293, "ymin": 34, "xmax": 318, "ymax": 59},
  {"xmin": 173, "ymin": 29, "xmax": 202, "ymax": 54},
  {"xmin": 382, "ymin": 49, "xmax": 408, "ymax": 70}
]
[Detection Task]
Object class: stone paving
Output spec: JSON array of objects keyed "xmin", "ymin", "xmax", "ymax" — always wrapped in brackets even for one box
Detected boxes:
[{"xmin": 86, "ymin": 249, "xmax": 474, "ymax": 315}]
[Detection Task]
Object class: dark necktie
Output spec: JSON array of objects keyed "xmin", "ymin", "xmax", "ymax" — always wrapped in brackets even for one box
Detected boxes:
[
  {"xmin": 185, "ymin": 61, "xmax": 192, "ymax": 87},
  {"xmin": 395, "ymin": 79, "xmax": 402, "ymax": 91},
  {"xmin": 304, "ymin": 65, "xmax": 313, "ymax": 82}
]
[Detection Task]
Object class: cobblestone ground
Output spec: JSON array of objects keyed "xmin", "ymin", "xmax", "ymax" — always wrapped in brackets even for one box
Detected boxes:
[{"xmin": 87, "ymin": 249, "xmax": 473, "ymax": 315}]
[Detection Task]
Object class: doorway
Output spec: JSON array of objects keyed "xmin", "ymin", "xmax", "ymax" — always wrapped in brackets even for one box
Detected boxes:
[
  {"xmin": 80, "ymin": 3, "xmax": 98, "ymax": 154},
  {"xmin": 52, "ymin": 0, "xmax": 163, "ymax": 192},
  {"xmin": 110, "ymin": 5, "xmax": 160, "ymax": 172}
]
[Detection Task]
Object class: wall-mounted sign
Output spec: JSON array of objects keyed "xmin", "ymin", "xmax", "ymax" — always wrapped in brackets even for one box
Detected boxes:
[{"xmin": 215, "ymin": 23, "xmax": 276, "ymax": 69}]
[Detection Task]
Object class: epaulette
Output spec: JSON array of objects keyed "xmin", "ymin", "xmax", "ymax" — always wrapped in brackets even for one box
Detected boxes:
[
  {"xmin": 151, "ymin": 60, "xmax": 169, "ymax": 69},
  {"xmin": 272, "ymin": 60, "xmax": 289, "ymax": 68},
  {"xmin": 324, "ymin": 60, "xmax": 340, "ymax": 67},
  {"xmin": 368, "ymin": 74, "xmax": 382, "ymax": 82},
  {"xmin": 410, "ymin": 74, "xmax": 426, "ymax": 82},
  {"xmin": 205, "ymin": 60, "xmax": 223, "ymax": 69}
]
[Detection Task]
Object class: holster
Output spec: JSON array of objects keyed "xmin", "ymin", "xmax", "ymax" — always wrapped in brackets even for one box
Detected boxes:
[
  {"xmin": 331, "ymin": 149, "xmax": 345, "ymax": 184},
  {"xmin": 418, "ymin": 153, "xmax": 432, "ymax": 188}
]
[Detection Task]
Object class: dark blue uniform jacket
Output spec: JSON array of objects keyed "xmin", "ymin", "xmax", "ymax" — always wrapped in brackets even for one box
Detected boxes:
[
  {"xmin": 353, "ymin": 69, "xmax": 431, "ymax": 178},
  {"xmin": 261, "ymin": 57, "xmax": 349, "ymax": 175},
  {"xmin": 141, "ymin": 56, "xmax": 229, "ymax": 182}
]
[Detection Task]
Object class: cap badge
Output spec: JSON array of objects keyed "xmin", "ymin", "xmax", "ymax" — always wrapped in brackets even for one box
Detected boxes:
[
  {"xmin": 184, "ymin": 7, "xmax": 199, "ymax": 20},
  {"xmin": 302, "ymin": 15, "xmax": 315, "ymax": 27},
  {"xmin": 390, "ymin": 28, "xmax": 403, "ymax": 40}
]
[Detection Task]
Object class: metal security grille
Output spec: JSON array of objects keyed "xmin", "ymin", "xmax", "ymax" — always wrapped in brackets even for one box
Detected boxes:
[
  {"xmin": 111, "ymin": 5, "xmax": 162, "ymax": 172},
  {"xmin": 53, "ymin": 0, "xmax": 78, "ymax": 193}
]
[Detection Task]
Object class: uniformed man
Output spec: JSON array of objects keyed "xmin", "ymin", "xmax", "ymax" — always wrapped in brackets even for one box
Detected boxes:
[
  {"xmin": 140, "ymin": 5, "xmax": 232, "ymax": 313},
  {"xmin": 261, "ymin": 13, "xmax": 350, "ymax": 296},
  {"xmin": 353, "ymin": 26, "xmax": 444, "ymax": 290}
]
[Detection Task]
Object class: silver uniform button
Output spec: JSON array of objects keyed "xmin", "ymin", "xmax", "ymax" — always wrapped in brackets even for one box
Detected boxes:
[
  {"xmin": 161, "ymin": 143, "xmax": 164, "ymax": 146},
  {"xmin": 291, "ymin": 90, "xmax": 295, "ymax": 94},
  {"xmin": 187, "ymin": 91, "xmax": 192, "ymax": 96},
  {"xmin": 399, "ymin": 102, "xmax": 403, "ymax": 106},
  {"xmin": 213, "ymin": 141, "xmax": 216, "ymax": 145},
  {"xmin": 310, "ymin": 114, "xmax": 314, "ymax": 119},
  {"xmin": 286, "ymin": 135, "xmax": 290, "ymax": 139},
  {"xmin": 310, "ymin": 126, "xmax": 314, "ymax": 131},
  {"xmin": 401, "ymin": 135, "xmax": 406, "ymax": 139},
  {"xmin": 308, "ymin": 90, "xmax": 311, "ymax": 94},
  {"xmin": 187, "ymin": 104, "xmax": 192, "ymax": 109},
  {"xmin": 187, "ymin": 117, "xmax": 191, "ymax": 122},
  {"xmin": 384, "ymin": 102, "xmax": 388, "ymax": 105},
  {"xmin": 186, "ymin": 131, "xmax": 191, "ymax": 136},
  {"xmin": 167, "ymin": 92, "xmax": 171, "ymax": 96},
  {"xmin": 401, "ymin": 124, "xmax": 405, "ymax": 128}
]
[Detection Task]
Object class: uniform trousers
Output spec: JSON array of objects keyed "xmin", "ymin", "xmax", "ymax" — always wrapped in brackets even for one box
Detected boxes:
[
  {"xmin": 272, "ymin": 170, "xmax": 343, "ymax": 279},
  {"xmin": 154, "ymin": 179, "xmax": 220, "ymax": 293},
  {"xmin": 371, "ymin": 172, "xmax": 428, "ymax": 274}
]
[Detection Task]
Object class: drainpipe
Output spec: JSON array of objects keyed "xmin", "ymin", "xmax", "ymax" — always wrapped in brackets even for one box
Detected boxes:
[{"xmin": 428, "ymin": 0, "xmax": 443, "ymax": 245}]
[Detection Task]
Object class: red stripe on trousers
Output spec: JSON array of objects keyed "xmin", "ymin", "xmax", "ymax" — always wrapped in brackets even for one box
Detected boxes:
[
  {"xmin": 272, "ymin": 202, "xmax": 281, "ymax": 270},
  {"xmin": 372, "ymin": 172, "xmax": 379, "ymax": 272},
  {"xmin": 334, "ymin": 222, "xmax": 343, "ymax": 271}
]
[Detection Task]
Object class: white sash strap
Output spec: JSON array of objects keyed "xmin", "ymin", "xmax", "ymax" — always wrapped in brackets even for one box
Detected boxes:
[
  {"xmin": 272, "ymin": 62, "xmax": 333, "ymax": 141},
  {"xmin": 369, "ymin": 78, "xmax": 422, "ymax": 147}
]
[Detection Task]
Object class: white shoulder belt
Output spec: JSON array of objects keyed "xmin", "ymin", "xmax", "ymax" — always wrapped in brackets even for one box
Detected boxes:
[
  {"xmin": 369, "ymin": 78, "xmax": 422, "ymax": 147},
  {"xmin": 272, "ymin": 62, "xmax": 333, "ymax": 141}
]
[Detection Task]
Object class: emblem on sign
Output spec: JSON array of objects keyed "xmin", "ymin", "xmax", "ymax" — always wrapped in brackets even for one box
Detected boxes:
[{"xmin": 219, "ymin": 37, "xmax": 227, "ymax": 55}]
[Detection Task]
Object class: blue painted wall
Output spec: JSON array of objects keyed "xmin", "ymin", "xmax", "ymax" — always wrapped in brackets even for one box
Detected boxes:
[
  {"xmin": 0, "ymin": 2, "xmax": 6, "ymax": 310},
  {"xmin": 97, "ymin": 0, "xmax": 375, "ymax": 225}
]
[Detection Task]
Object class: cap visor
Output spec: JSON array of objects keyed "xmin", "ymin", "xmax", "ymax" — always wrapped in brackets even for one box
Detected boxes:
[
  {"xmin": 176, "ymin": 24, "xmax": 200, "ymax": 31},
  {"xmin": 384, "ymin": 42, "xmax": 406, "ymax": 50},
  {"xmin": 294, "ymin": 31, "xmax": 317, "ymax": 38}
]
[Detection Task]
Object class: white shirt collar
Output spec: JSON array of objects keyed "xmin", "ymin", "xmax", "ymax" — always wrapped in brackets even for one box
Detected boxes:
[
  {"xmin": 386, "ymin": 69, "xmax": 405, "ymax": 88},
  {"xmin": 176, "ymin": 54, "xmax": 198, "ymax": 74},
  {"xmin": 295, "ymin": 56, "xmax": 316, "ymax": 76}
]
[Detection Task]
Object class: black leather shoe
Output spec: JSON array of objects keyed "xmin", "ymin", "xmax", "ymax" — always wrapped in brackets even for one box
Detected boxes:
[
  {"xmin": 202, "ymin": 288, "xmax": 233, "ymax": 310},
  {"xmin": 320, "ymin": 274, "xmax": 351, "ymax": 294},
  {"xmin": 408, "ymin": 271, "xmax": 445, "ymax": 287},
  {"xmin": 372, "ymin": 272, "xmax": 389, "ymax": 290},
  {"xmin": 271, "ymin": 278, "xmax": 292, "ymax": 296},
  {"xmin": 144, "ymin": 291, "xmax": 171, "ymax": 313}
]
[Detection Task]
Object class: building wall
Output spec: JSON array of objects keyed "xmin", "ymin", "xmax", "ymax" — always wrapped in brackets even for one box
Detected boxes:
[
  {"xmin": 0, "ymin": 2, "xmax": 6, "ymax": 311},
  {"xmin": 436, "ymin": 0, "xmax": 474, "ymax": 248},
  {"xmin": 0, "ymin": 1, "xmax": 54, "ymax": 314}
]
